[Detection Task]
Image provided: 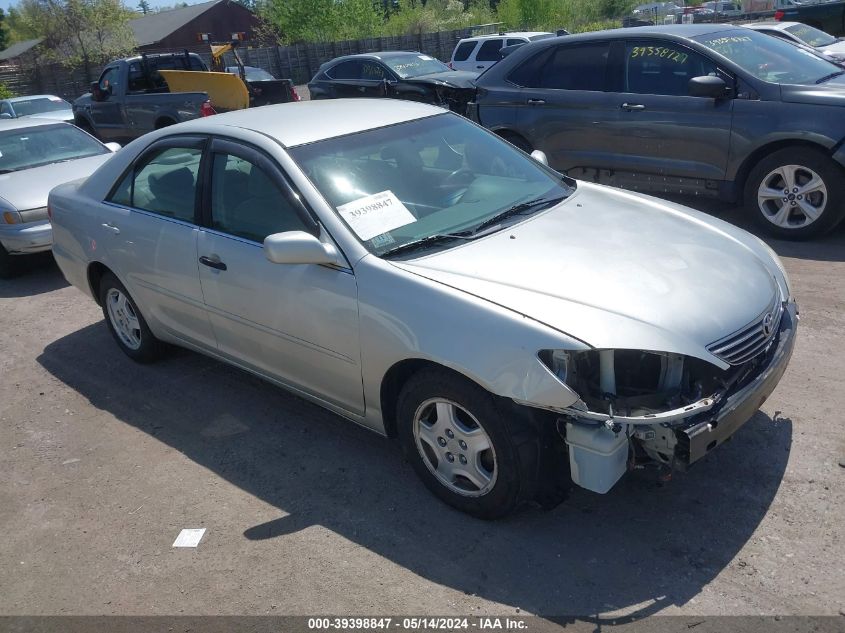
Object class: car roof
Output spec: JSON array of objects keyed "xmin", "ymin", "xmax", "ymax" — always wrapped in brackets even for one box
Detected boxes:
[
  {"xmin": 742, "ymin": 21, "xmax": 794, "ymax": 30},
  {"xmin": 0, "ymin": 118, "xmax": 69, "ymax": 131},
  {"xmin": 178, "ymin": 99, "xmax": 444, "ymax": 147},
  {"xmin": 520, "ymin": 23, "xmax": 745, "ymax": 44},
  {"xmin": 6, "ymin": 94, "xmax": 69, "ymax": 103},
  {"xmin": 460, "ymin": 32, "xmax": 552, "ymax": 41},
  {"xmin": 326, "ymin": 51, "xmax": 431, "ymax": 62}
]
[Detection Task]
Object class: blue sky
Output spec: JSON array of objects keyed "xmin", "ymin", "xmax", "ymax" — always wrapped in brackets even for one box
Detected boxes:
[{"xmin": 0, "ymin": 0, "xmax": 203, "ymax": 13}]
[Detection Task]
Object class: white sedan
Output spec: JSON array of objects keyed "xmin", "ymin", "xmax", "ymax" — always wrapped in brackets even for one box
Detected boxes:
[{"xmin": 49, "ymin": 100, "xmax": 796, "ymax": 518}]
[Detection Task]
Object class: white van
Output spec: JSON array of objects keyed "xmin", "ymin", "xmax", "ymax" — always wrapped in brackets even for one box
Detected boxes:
[{"xmin": 449, "ymin": 32, "xmax": 555, "ymax": 72}]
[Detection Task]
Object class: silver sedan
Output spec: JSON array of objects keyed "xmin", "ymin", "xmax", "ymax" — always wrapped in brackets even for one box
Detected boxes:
[
  {"xmin": 48, "ymin": 100, "xmax": 796, "ymax": 518},
  {"xmin": 0, "ymin": 119, "xmax": 119, "ymax": 277}
]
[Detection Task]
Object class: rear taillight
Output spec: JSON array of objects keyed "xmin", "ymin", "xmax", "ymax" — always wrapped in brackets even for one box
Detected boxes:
[
  {"xmin": 290, "ymin": 85, "xmax": 301, "ymax": 102},
  {"xmin": 200, "ymin": 100, "xmax": 216, "ymax": 117},
  {"xmin": 774, "ymin": 9, "xmax": 784, "ymax": 20}
]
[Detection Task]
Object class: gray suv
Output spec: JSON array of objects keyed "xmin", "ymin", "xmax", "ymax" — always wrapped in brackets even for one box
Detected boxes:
[{"xmin": 470, "ymin": 24, "xmax": 845, "ymax": 239}]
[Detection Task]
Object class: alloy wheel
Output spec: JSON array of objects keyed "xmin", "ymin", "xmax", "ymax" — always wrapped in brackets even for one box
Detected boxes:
[
  {"xmin": 106, "ymin": 288, "xmax": 142, "ymax": 351},
  {"xmin": 757, "ymin": 164, "xmax": 828, "ymax": 229}
]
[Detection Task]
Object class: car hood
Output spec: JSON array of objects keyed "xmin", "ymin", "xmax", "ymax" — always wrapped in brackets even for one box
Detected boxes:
[
  {"xmin": 405, "ymin": 70, "xmax": 478, "ymax": 89},
  {"xmin": 391, "ymin": 183, "xmax": 780, "ymax": 366},
  {"xmin": 780, "ymin": 74, "xmax": 845, "ymax": 105},
  {"xmin": 0, "ymin": 153, "xmax": 112, "ymax": 211}
]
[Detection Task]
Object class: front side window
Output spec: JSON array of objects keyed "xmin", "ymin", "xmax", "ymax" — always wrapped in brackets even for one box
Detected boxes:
[
  {"xmin": 289, "ymin": 114, "xmax": 574, "ymax": 257},
  {"xmin": 0, "ymin": 124, "xmax": 108, "ymax": 174},
  {"xmin": 99, "ymin": 67, "xmax": 119, "ymax": 93},
  {"xmin": 110, "ymin": 146, "xmax": 202, "ymax": 222},
  {"xmin": 210, "ymin": 152, "xmax": 309, "ymax": 242},
  {"xmin": 476, "ymin": 39, "xmax": 505, "ymax": 62},
  {"xmin": 694, "ymin": 28, "xmax": 842, "ymax": 84},
  {"xmin": 625, "ymin": 41, "xmax": 717, "ymax": 95},
  {"xmin": 328, "ymin": 60, "xmax": 362, "ymax": 80},
  {"xmin": 361, "ymin": 61, "xmax": 388, "ymax": 80},
  {"xmin": 453, "ymin": 41, "xmax": 477, "ymax": 62}
]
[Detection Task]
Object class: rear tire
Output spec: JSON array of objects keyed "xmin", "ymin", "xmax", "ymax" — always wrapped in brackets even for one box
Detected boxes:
[
  {"xmin": 744, "ymin": 147, "xmax": 845, "ymax": 240},
  {"xmin": 99, "ymin": 272, "xmax": 165, "ymax": 363},
  {"xmin": 397, "ymin": 368, "xmax": 539, "ymax": 519}
]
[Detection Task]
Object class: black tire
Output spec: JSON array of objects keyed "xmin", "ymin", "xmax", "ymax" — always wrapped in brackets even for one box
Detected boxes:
[
  {"xmin": 744, "ymin": 147, "xmax": 845, "ymax": 240},
  {"xmin": 155, "ymin": 118, "xmax": 176, "ymax": 130},
  {"xmin": 74, "ymin": 118, "xmax": 98, "ymax": 139},
  {"xmin": 99, "ymin": 272, "xmax": 165, "ymax": 363},
  {"xmin": 0, "ymin": 243, "xmax": 18, "ymax": 279},
  {"xmin": 497, "ymin": 131, "xmax": 533, "ymax": 154},
  {"xmin": 397, "ymin": 368, "xmax": 539, "ymax": 519}
]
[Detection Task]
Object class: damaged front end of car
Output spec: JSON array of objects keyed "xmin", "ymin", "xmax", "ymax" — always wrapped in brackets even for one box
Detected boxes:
[{"xmin": 537, "ymin": 299, "xmax": 798, "ymax": 494}]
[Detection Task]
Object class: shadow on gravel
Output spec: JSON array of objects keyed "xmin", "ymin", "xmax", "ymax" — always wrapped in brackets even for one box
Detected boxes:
[
  {"xmin": 39, "ymin": 323, "xmax": 792, "ymax": 618},
  {"xmin": 0, "ymin": 254, "xmax": 68, "ymax": 298}
]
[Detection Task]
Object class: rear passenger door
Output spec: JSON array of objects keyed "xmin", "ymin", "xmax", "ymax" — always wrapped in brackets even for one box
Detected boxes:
[
  {"xmin": 103, "ymin": 136, "xmax": 216, "ymax": 349},
  {"xmin": 326, "ymin": 60, "xmax": 370, "ymax": 98},
  {"xmin": 195, "ymin": 138, "xmax": 364, "ymax": 416},
  {"xmin": 606, "ymin": 39, "xmax": 733, "ymax": 192},
  {"xmin": 474, "ymin": 38, "xmax": 506, "ymax": 71},
  {"xmin": 512, "ymin": 42, "xmax": 619, "ymax": 173}
]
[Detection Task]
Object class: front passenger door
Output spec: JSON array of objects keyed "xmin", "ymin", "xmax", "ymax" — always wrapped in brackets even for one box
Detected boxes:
[
  {"xmin": 196, "ymin": 139, "xmax": 364, "ymax": 416},
  {"xmin": 607, "ymin": 40, "xmax": 734, "ymax": 192}
]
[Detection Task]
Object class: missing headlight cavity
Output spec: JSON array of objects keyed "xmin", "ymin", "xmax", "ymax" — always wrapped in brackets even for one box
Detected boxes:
[{"xmin": 566, "ymin": 350, "xmax": 732, "ymax": 417}]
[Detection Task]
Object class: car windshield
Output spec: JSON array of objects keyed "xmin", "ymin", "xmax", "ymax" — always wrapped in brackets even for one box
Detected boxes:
[
  {"xmin": 11, "ymin": 97, "xmax": 70, "ymax": 117},
  {"xmin": 289, "ymin": 114, "xmax": 574, "ymax": 257},
  {"xmin": 0, "ymin": 124, "xmax": 107, "ymax": 173},
  {"xmin": 383, "ymin": 55, "xmax": 451, "ymax": 78},
  {"xmin": 694, "ymin": 29, "xmax": 841, "ymax": 84},
  {"xmin": 785, "ymin": 23, "xmax": 837, "ymax": 47}
]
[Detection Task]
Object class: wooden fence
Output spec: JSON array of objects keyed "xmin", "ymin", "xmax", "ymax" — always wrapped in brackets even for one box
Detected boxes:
[{"xmin": 0, "ymin": 27, "xmax": 476, "ymax": 101}]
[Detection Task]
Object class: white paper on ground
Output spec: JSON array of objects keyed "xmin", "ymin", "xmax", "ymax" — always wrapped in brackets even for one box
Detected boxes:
[
  {"xmin": 172, "ymin": 528, "xmax": 206, "ymax": 548},
  {"xmin": 336, "ymin": 190, "xmax": 416, "ymax": 241}
]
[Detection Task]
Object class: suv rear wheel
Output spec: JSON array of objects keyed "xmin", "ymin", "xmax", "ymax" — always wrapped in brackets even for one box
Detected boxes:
[{"xmin": 745, "ymin": 147, "xmax": 845, "ymax": 239}]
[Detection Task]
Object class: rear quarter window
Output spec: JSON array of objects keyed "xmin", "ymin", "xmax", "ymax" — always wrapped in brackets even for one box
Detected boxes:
[{"xmin": 453, "ymin": 41, "xmax": 477, "ymax": 62}]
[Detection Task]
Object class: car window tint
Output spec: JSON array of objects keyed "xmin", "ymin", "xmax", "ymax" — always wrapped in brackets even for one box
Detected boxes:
[
  {"xmin": 1, "ymin": 102, "xmax": 12, "ymax": 116},
  {"xmin": 540, "ymin": 43, "xmax": 610, "ymax": 90},
  {"xmin": 99, "ymin": 67, "xmax": 119, "ymax": 92},
  {"xmin": 476, "ymin": 39, "xmax": 505, "ymax": 61},
  {"xmin": 328, "ymin": 60, "xmax": 362, "ymax": 80},
  {"xmin": 453, "ymin": 41, "xmax": 477, "ymax": 62},
  {"xmin": 625, "ymin": 42, "xmax": 717, "ymax": 96},
  {"xmin": 361, "ymin": 61, "xmax": 387, "ymax": 80},
  {"xmin": 127, "ymin": 62, "xmax": 147, "ymax": 93},
  {"xmin": 111, "ymin": 147, "xmax": 201, "ymax": 222},
  {"xmin": 506, "ymin": 38, "xmax": 526, "ymax": 46},
  {"xmin": 210, "ymin": 153, "xmax": 308, "ymax": 242}
]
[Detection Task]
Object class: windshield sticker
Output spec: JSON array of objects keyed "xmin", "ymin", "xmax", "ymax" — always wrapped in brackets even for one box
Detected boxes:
[
  {"xmin": 337, "ymin": 190, "xmax": 416, "ymax": 241},
  {"xmin": 630, "ymin": 46, "xmax": 688, "ymax": 64},
  {"xmin": 704, "ymin": 35, "xmax": 752, "ymax": 47},
  {"xmin": 370, "ymin": 232, "xmax": 396, "ymax": 248}
]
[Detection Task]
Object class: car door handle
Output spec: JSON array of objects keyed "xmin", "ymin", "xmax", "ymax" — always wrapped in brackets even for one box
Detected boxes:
[
  {"xmin": 101, "ymin": 222, "xmax": 120, "ymax": 234},
  {"xmin": 527, "ymin": 99, "xmax": 546, "ymax": 105},
  {"xmin": 199, "ymin": 255, "xmax": 227, "ymax": 271},
  {"xmin": 621, "ymin": 103, "xmax": 646, "ymax": 111},
  {"xmin": 476, "ymin": 65, "xmax": 485, "ymax": 69}
]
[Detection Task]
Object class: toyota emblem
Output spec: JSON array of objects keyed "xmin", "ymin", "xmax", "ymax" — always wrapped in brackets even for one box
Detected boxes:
[{"xmin": 763, "ymin": 312, "xmax": 774, "ymax": 337}]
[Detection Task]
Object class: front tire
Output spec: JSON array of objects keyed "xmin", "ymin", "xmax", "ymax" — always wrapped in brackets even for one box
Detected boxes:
[
  {"xmin": 99, "ymin": 272, "xmax": 164, "ymax": 363},
  {"xmin": 397, "ymin": 369, "xmax": 537, "ymax": 519},
  {"xmin": 0, "ymin": 244, "xmax": 18, "ymax": 279},
  {"xmin": 745, "ymin": 147, "xmax": 845, "ymax": 239}
]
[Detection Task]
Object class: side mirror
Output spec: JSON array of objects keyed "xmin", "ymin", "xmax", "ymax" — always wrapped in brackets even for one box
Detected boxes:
[
  {"xmin": 104, "ymin": 142, "xmax": 121, "ymax": 152},
  {"xmin": 530, "ymin": 149, "xmax": 549, "ymax": 166},
  {"xmin": 689, "ymin": 75, "xmax": 728, "ymax": 99},
  {"xmin": 264, "ymin": 231, "xmax": 340, "ymax": 266}
]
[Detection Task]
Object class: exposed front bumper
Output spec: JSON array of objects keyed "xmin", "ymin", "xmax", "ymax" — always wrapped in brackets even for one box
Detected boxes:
[
  {"xmin": 674, "ymin": 300, "xmax": 798, "ymax": 467},
  {"xmin": 0, "ymin": 221, "xmax": 53, "ymax": 254}
]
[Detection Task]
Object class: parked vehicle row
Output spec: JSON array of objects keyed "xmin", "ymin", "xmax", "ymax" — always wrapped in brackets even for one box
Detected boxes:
[
  {"xmin": 0, "ymin": 94, "xmax": 74, "ymax": 123},
  {"xmin": 48, "ymin": 100, "xmax": 797, "ymax": 518}
]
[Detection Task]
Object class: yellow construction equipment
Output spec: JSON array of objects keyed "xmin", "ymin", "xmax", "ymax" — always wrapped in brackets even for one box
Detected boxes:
[{"xmin": 158, "ymin": 69, "xmax": 249, "ymax": 111}]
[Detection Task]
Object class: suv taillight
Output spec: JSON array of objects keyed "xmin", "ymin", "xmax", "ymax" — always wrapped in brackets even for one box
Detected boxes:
[
  {"xmin": 200, "ymin": 100, "xmax": 216, "ymax": 117},
  {"xmin": 290, "ymin": 85, "xmax": 301, "ymax": 102},
  {"xmin": 774, "ymin": 9, "xmax": 784, "ymax": 20}
]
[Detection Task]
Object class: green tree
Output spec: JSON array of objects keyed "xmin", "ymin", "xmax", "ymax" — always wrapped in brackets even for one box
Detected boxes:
[
  {"xmin": 137, "ymin": 0, "xmax": 150, "ymax": 14},
  {"xmin": 0, "ymin": 8, "xmax": 8, "ymax": 51},
  {"xmin": 258, "ymin": 0, "xmax": 382, "ymax": 43}
]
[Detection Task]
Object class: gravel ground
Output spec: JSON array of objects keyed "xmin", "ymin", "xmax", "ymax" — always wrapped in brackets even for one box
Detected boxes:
[{"xmin": 0, "ymin": 199, "xmax": 843, "ymax": 619}]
